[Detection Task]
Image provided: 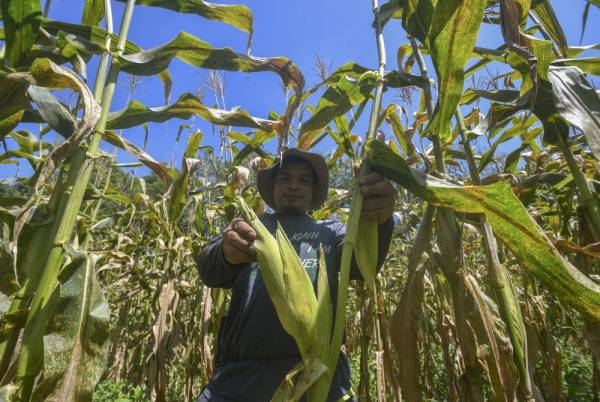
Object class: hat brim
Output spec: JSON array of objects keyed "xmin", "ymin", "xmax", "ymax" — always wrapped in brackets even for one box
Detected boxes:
[{"xmin": 257, "ymin": 149, "xmax": 329, "ymax": 211}]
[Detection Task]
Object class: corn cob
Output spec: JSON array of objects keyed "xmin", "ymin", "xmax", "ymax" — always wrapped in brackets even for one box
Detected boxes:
[{"xmin": 236, "ymin": 197, "xmax": 319, "ymax": 361}]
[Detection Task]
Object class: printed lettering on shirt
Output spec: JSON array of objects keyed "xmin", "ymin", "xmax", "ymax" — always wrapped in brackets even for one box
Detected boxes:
[
  {"xmin": 289, "ymin": 231, "xmax": 320, "ymax": 242},
  {"xmin": 301, "ymin": 258, "xmax": 318, "ymax": 269}
]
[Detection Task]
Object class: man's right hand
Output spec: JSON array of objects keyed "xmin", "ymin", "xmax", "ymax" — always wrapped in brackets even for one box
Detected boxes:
[{"xmin": 222, "ymin": 218, "xmax": 257, "ymax": 265}]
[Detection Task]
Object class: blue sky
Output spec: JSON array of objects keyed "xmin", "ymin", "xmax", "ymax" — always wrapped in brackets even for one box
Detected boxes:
[{"xmin": 1, "ymin": 0, "xmax": 599, "ymax": 179}]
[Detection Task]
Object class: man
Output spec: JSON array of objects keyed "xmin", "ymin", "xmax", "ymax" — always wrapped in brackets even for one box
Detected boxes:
[{"xmin": 196, "ymin": 148, "xmax": 395, "ymax": 402}]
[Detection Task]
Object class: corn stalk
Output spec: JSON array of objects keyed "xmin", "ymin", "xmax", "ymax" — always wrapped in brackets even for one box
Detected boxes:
[
  {"xmin": 409, "ymin": 34, "xmax": 486, "ymax": 402},
  {"xmin": 455, "ymin": 108, "xmax": 534, "ymax": 401},
  {"xmin": 11, "ymin": 1, "xmax": 136, "ymax": 400},
  {"xmin": 320, "ymin": 1, "xmax": 387, "ymax": 399}
]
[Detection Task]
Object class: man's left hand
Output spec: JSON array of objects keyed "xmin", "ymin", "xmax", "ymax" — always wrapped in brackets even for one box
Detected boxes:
[{"xmin": 357, "ymin": 170, "xmax": 395, "ymax": 223}]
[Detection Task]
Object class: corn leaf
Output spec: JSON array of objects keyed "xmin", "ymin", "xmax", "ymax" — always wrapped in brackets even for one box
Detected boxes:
[
  {"xmin": 102, "ymin": 131, "xmax": 175, "ymax": 185},
  {"xmin": 81, "ymin": 0, "xmax": 105, "ymax": 27},
  {"xmin": 168, "ymin": 132, "xmax": 204, "ymax": 224},
  {"xmin": 0, "ymin": 0, "xmax": 42, "ymax": 67},
  {"xmin": 426, "ymin": 0, "xmax": 487, "ymax": 142},
  {"xmin": 553, "ymin": 57, "xmax": 600, "ymax": 75},
  {"xmin": 0, "ymin": 71, "xmax": 31, "ymax": 122},
  {"xmin": 299, "ymin": 73, "xmax": 377, "ymax": 149},
  {"xmin": 402, "ymin": 0, "xmax": 435, "ymax": 43},
  {"xmin": 0, "ymin": 111, "xmax": 26, "ymax": 140},
  {"xmin": 26, "ymin": 86, "xmax": 77, "ymax": 138},
  {"xmin": 9, "ymin": 58, "xmax": 101, "ymax": 247},
  {"xmin": 548, "ymin": 65, "xmax": 600, "ymax": 162},
  {"xmin": 307, "ymin": 62, "xmax": 424, "ymax": 95},
  {"xmin": 272, "ymin": 359, "xmax": 328, "ymax": 402},
  {"xmin": 30, "ymin": 252, "xmax": 110, "ymax": 402},
  {"xmin": 107, "ymin": 92, "xmax": 277, "ymax": 131},
  {"xmin": 365, "ymin": 139, "xmax": 600, "ymax": 323},
  {"xmin": 465, "ymin": 275, "xmax": 518, "ymax": 402},
  {"xmin": 115, "ymin": 0, "xmax": 253, "ymax": 38},
  {"xmin": 42, "ymin": 19, "xmax": 173, "ymax": 102},
  {"xmin": 118, "ymin": 32, "xmax": 304, "ymax": 93},
  {"xmin": 531, "ymin": 0, "xmax": 569, "ymax": 57}
]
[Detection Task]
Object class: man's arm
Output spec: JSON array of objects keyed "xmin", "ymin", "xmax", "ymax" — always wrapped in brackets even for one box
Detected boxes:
[
  {"xmin": 196, "ymin": 218, "xmax": 257, "ymax": 288},
  {"xmin": 196, "ymin": 238, "xmax": 246, "ymax": 288}
]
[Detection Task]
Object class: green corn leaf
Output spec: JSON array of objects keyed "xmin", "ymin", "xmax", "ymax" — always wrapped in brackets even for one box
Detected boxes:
[
  {"xmin": 6, "ymin": 58, "xmax": 100, "ymax": 249},
  {"xmin": 365, "ymin": 139, "xmax": 600, "ymax": 323},
  {"xmin": 106, "ymin": 92, "xmax": 277, "ymax": 131},
  {"xmin": 548, "ymin": 65, "xmax": 600, "ymax": 162},
  {"xmin": 426, "ymin": 0, "xmax": 487, "ymax": 142},
  {"xmin": 531, "ymin": 0, "xmax": 569, "ymax": 57},
  {"xmin": 82, "ymin": 0, "xmax": 105, "ymax": 27},
  {"xmin": 0, "ymin": 111, "xmax": 25, "ymax": 140},
  {"xmin": 102, "ymin": 131, "xmax": 175, "ymax": 186},
  {"xmin": 41, "ymin": 19, "xmax": 173, "ymax": 102},
  {"xmin": 354, "ymin": 218, "xmax": 378, "ymax": 292},
  {"xmin": 168, "ymin": 131, "xmax": 204, "ymax": 224},
  {"xmin": 553, "ymin": 57, "xmax": 600, "ymax": 75},
  {"xmin": 378, "ymin": 0, "xmax": 404, "ymax": 28},
  {"xmin": 402, "ymin": 0, "xmax": 436, "ymax": 43},
  {"xmin": 115, "ymin": 0, "xmax": 253, "ymax": 38},
  {"xmin": 27, "ymin": 86, "xmax": 77, "ymax": 138},
  {"xmin": 232, "ymin": 130, "xmax": 276, "ymax": 166},
  {"xmin": 299, "ymin": 72, "xmax": 377, "ymax": 149},
  {"xmin": 0, "ymin": 72, "xmax": 31, "ymax": 122},
  {"xmin": 465, "ymin": 275, "xmax": 519, "ymax": 402},
  {"xmin": 118, "ymin": 32, "xmax": 304, "ymax": 93},
  {"xmin": 30, "ymin": 252, "xmax": 110, "ymax": 402},
  {"xmin": 1, "ymin": 0, "xmax": 42, "ymax": 67}
]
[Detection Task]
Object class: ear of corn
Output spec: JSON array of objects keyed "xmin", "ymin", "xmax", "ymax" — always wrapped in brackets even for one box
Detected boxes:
[
  {"xmin": 354, "ymin": 217, "xmax": 378, "ymax": 292},
  {"xmin": 314, "ymin": 246, "xmax": 332, "ymax": 362},
  {"xmin": 236, "ymin": 196, "xmax": 288, "ymax": 309},
  {"xmin": 275, "ymin": 224, "xmax": 319, "ymax": 360},
  {"xmin": 307, "ymin": 248, "xmax": 334, "ymax": 402},
  {"xmin": 236, "ymin": 197, "xmax": 334, "ymax": 401}
]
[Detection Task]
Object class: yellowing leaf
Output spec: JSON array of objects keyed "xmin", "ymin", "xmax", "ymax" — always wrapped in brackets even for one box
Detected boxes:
[{"xmin": 365, "ymin": 139, "xmax": 600, "ymax": 323}]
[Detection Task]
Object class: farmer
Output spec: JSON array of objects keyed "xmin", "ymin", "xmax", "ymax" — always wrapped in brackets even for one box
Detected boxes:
[{"xmin": 196, "ymin": 148, "xmax": 395, "ymax": 402}]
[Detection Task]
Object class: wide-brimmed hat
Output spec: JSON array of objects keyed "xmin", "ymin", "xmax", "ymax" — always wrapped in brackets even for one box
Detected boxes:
[{"xmin": 257, "ymin": 148, "xmax": 329, "ymax": 211}]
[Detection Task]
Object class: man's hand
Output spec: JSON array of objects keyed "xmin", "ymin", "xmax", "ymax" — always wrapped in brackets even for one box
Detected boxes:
[
  {"xmin": 354, "ymin": 165, "xmax": 395, "ymax": 222},
  {"xmin": 222, "ymin": 218, "xmax": 257, "ymax": 265}
]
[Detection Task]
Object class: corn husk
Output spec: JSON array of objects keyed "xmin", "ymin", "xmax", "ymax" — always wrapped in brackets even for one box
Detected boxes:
[
  {"xmin": 236, "ymin": 197, "xmax": 333, "ymax": 401},
  {"xmin": 354, "ymin": 217, "xmax": 378, "ymax": 291},
  {"xmin": 236, "ymin": 197, "xmax": 322, "ymax": 360},
  {"xmin": 275, "ymin": 225, "xmax": 319, "ymax": 359}
]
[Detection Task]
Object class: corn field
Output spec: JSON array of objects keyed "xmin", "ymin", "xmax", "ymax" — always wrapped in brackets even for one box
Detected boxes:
[{"xmin": 1, "ymin": 0, "xmax": 600, "ymax": 401}]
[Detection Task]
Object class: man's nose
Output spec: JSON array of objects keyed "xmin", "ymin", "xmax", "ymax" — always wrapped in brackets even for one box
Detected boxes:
[{"xmin": 286, "ymin": 178, "xmax": 300, "ymax": 190}]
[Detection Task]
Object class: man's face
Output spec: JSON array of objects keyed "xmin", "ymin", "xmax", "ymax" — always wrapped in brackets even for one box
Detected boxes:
[{"xmin": 272, "ymin": 160, "xmax": 315, "ymax": 214}]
